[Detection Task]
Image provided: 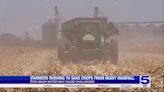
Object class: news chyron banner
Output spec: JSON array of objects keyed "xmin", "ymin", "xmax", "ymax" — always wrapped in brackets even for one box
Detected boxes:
[{"xmin": 0, "ymin": 76, "xmax": 150, "ymax": 88}]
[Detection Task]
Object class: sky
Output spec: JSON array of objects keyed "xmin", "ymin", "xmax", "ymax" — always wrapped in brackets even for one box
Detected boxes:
[{"xmin": 0, "ymin": 0, "xmax": 163, "ymax": 40}]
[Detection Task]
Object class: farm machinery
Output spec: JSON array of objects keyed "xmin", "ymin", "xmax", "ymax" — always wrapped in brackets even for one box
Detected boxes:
[{"xmin": 58, "ymin": 17, "xmax": 119, "ymax": 64}]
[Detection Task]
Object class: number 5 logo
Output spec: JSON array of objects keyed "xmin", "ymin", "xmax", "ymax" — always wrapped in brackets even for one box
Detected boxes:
[{"xmin": 141, "ymin": 76, "xmax": 150, "ymax": 84}]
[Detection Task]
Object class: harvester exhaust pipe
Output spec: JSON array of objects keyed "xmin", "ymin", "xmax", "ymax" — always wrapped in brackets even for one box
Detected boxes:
[
  {"xmin": 94, "ymin": 7, "xmax": 99, "ymax": 17},
  {"xmin": 54, "ymin": 6, "xmax": 61, "ymax": 40},
  {"xmin": 54, "ymin": 6, "xmax": 59, "ymax": 17}
]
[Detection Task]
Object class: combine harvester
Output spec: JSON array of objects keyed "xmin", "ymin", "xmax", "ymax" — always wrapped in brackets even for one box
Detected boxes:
[{"xmin": 57, "ymin": 7, "xmax": 119, "ymax": 64}]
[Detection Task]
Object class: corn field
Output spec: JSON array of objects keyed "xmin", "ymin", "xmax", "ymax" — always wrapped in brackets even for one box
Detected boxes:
[{"xmin": 0, "ymin": 46, "xmax": 163, "ymax": 92}]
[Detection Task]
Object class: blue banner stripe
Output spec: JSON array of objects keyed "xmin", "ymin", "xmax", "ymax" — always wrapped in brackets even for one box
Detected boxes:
[
  {"xmin": 0, "ymin": 76, "xmax": 30, "ymax": 83},
  {"xmin": 0, "ymin": 76, "xmax": 141, "ymax": 84}
]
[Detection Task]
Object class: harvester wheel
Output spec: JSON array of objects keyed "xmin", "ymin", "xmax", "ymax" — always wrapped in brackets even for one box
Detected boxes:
[
  {"xmin": 110, "ymin": 39, "xmax": 118, "ymax": 64},
  {"xmin": 103, "ymin": 43, "xmax": 110, "ymax": 63},
  {"xmin": 71, "ymin": 46, "xmax": 79, "ymax": 63},
  {"xmin": 58, "ymin": 42, "xmax": 65, "ymax": 63}
]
